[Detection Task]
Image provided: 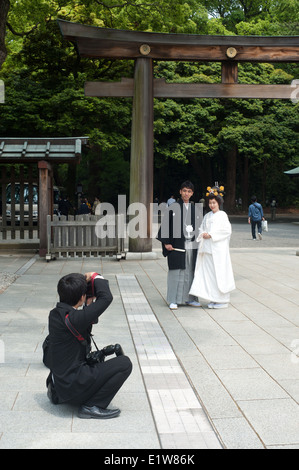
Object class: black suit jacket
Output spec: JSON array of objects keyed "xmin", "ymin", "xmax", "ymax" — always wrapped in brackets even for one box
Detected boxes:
[
  {"xmin": 44, "ymin": 277, "xmax": 113, "ymax": 403},
  {"xmin": 157, "ymin": 199, "xmax": 199, "ymax": 270}
]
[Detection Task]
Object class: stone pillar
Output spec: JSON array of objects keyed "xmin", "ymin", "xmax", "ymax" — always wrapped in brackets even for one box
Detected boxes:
[{"xmin": 129, "ymin": 58, "xmax": 154, "ymax": 252}]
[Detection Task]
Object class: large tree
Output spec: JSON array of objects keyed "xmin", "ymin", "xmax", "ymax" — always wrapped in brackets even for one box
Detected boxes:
[
  {"xmin": 0, "ymin": 0, "xmax": 298, "ymax": 208},
  {"xmin": 0, "ymin": 0, "xmax": 10, "ymax": 69}
]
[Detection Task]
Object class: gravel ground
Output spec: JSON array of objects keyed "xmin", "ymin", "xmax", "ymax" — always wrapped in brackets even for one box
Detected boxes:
[{"xmin": 0, "ymin": 272, "xmax": 19, "ymax": 293}]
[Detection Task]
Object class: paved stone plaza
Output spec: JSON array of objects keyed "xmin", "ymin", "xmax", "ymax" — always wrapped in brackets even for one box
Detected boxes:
[{"xmin": 0, "ymin": 216, "xmax": 298, "ymax": 449}]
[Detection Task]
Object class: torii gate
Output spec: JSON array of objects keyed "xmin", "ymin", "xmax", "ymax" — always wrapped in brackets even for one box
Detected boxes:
[{"xmin": 58, "ymin": 20, "xmax": 299, "ymax": 253}]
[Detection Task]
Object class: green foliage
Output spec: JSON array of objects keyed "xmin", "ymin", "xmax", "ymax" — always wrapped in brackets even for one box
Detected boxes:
[{"xmin": 0, "ymin": 0, "xmax": 298, "ymax": 206}]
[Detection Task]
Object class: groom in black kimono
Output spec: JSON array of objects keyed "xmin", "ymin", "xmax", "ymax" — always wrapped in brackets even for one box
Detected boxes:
[
  {"xmin": 43, "ymin": 272, "xmax": 132, "ymax": 419},
  {"xmin": 157, "ymin": 181, "xmax": 201, "ymax": 309}
]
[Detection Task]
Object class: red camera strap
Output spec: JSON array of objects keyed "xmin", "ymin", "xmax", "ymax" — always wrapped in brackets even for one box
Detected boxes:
[
  {"xmin": 89, "ymin": 272, "xmax": 99, "ymax": 297},
  {"xmin": 65, "ymin": 313, "xmax": 88, "ymax": 346}
]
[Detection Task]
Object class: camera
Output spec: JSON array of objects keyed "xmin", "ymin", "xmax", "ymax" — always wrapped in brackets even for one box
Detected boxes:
[
  {"xmin": 86, "ymin": 273, "xmax": 102, "ymax": 299},
  {"xmin": 86, "ymin": 280, "xmax": 95, "ymax": 299},
  {"xmin": 86, "ymin": 343, "xmax": 124, "ymax": 365}
]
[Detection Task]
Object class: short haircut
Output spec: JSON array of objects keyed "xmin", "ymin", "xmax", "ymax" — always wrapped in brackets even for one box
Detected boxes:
[
  {"xmin": 251, "ymin": 195, "xmax": 257, "ymax": 202},
  {"xmin": 180, "ymin": 180, "xmax": 194, "ymax": 191},
  {"xmin": 57, "ymin": 273, "xmax": 87, "ymax": 306}
]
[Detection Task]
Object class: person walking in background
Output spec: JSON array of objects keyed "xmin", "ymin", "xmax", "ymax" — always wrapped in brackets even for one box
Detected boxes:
[
  {"xmin": 92, "ymin": 197, "xmax": 101, "ymax": 215},
  {"xmin": 78, "ymin": 197, "xmax": 91, "ymax": 214},
  {"xmin": 58, "ymin": 195, "xmax": 72, "ymax": 218},
  {"xmin": 167, "ymin": 195, "xmax": 176, "ymax": 206},
  {"xmin": 248, "ymin": 196, "xmax": 265, "ymax": 240}
]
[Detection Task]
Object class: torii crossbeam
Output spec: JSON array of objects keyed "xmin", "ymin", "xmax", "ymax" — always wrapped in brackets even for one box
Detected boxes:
[{"xmin": 58, "ymin": 20, "xmax": 299, "ymax": 252}]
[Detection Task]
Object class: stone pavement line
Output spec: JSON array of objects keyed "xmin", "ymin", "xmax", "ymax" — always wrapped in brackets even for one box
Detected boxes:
[
  {"xmin": 116, "ymin": 274, "xmax": 222, "ymax": 449},
  {"xmin": 14, "ymin": 255, "xmax": 38, "ymax": 275}
]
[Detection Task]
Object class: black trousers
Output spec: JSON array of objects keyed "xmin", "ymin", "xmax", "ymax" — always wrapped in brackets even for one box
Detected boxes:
[
  {"xmin": 82, "ymin": 355, "xmax": 132, "ymax": 408},
  {"xmin": 251, "ymin": 219, "xmax": 262, "ymax": 239}
]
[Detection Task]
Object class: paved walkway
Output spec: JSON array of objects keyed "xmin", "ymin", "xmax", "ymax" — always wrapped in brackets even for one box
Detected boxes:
[{"xmin": 0, "ymin": 219, "xmax": 298, "ymax": 449}]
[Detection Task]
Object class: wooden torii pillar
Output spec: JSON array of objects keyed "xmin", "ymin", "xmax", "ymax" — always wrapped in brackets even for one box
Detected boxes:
[
  {"xmin": 38, "ymin": 160, "xmax": 53, "ymax": 256},
  {"xmin": 58, "ymin": 20, "xmax": 299, "ymax": 252}
]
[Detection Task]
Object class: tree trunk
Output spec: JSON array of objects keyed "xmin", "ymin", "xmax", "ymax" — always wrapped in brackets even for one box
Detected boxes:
[
  {"xmin": 262, "ymin": 159, "xmax": 267, "ymax": 205},
  {"xmin": 189, "ymin": 154, "xmax": 203, "ymax": 187},
  {"xmin": 225, "ymin": 145, "xmax": 237, "ymax": 212},
  {"xmin": 189, "ymin": 154, "xmax": 213, "ymax": 197},
  {"xmin": 242, "ymin": 155, "xmax": 249, "ymax": 209},
  {"xmin": 0, "ymin": 0, "xmax": 10, "ymax": 69}
]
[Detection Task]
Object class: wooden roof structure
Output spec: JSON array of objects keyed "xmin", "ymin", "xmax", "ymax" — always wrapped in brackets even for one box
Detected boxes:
[
  {"xmin": 58, "ymin": 20, "xmax": 299, "ymax": 100},
  {"xmin": 0, "ymin": 137, "xmax": 88, "ymax": 257},
  {"xmin": 284, "ymin": 166, "xmax": 299, "ymax": 175},
  {"xmin": 58, "ymin": 20, "xmax": 298, "ymax": 62},
  {"xmin": 0, "ymin": 137, "xmax": 88, "ymax": 164}
]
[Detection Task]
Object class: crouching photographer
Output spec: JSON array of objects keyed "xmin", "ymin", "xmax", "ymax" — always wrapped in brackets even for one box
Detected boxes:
[{"xmin": 43, "ymin": 272, "xmax": 132, "ymax": 419}]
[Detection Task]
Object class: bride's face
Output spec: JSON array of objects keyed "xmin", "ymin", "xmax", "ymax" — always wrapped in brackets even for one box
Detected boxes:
[{"xmin": 209, "ymin": 198, "xmax": 219, "ymax": 213}]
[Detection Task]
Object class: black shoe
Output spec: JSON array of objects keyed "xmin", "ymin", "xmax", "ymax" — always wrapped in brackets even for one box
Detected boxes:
[
  {"xmin": 47, "ymin": 381, "xmax": 59, "ymax": 405},
  {"xmin": 78, "ymin": 405, "xmax": 121, "ymax": 419}
]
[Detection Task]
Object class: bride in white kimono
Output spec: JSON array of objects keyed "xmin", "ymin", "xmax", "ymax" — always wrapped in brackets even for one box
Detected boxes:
[{"xmin": 189, "ymin": 193, "xmax": 235, "ymax": 308}]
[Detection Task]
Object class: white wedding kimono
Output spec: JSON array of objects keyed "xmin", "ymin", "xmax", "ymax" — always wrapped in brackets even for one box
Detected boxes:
[{"xmin": 189, "ymin": 210, "xmax": 235, "ymax": 304}]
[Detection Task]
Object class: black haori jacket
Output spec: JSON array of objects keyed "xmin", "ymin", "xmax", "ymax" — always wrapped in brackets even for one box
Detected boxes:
[
  {"xmin": 43, "ymin": 277, "xmax": 113, "ymax": 404},
  {"xmin": 157, "ymin": 199, "xmax": 199, "ymax": 270}
]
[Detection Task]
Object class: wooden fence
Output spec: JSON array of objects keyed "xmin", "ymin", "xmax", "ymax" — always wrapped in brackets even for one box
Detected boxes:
[
  {"xmin": 0, "ymin": 165, "xmax": 38, "ymax": 239},
  {"xmin": 46, "ymin": 214, "xmax": 125, "ymax": 261}
]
